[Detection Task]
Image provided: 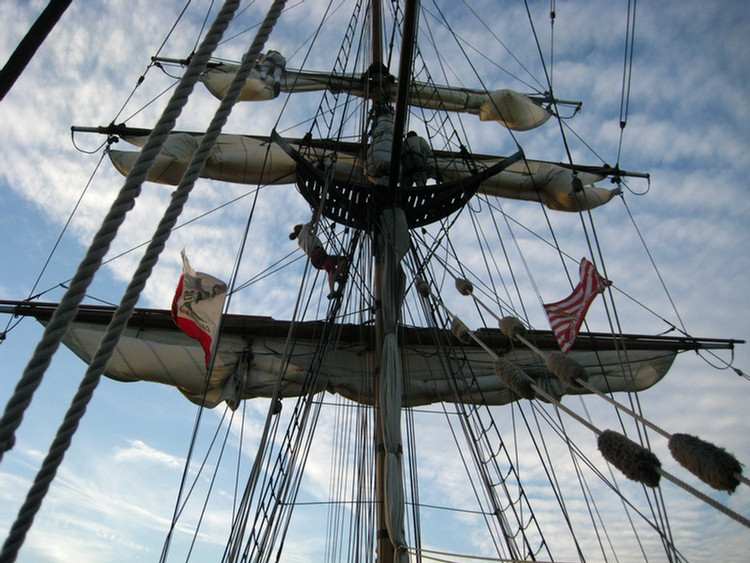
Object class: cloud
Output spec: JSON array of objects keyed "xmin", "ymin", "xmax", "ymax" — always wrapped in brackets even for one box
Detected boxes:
[
  {"xmin": 1, "ymin": 1, "xmax": 749, "ymax": 563},
  {"xmin": 113, "ymin": 439, "xmax": 186, "ymax": 468}
]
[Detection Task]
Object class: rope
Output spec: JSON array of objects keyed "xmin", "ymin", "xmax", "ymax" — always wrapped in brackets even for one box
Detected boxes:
[
  {"xmin": 0, "ymin": 0, "xmax": 239, "ymax": 464},
  {"xmin": 434, "ymin": 290, "xmax": 750, "ymax": 530},
  {"xmin": 455, "ymin": 274, "xmax": 748, "ymax": 489},
  {"xmin": 522, "ymin": 0, "xmax": 575, "ymax": 170},
  {"xmin": 0, "ymin": 1, "xmax": 256, "ymax": 560},
  {"xmin": 615, "ymin": 0, "xmax": 638, "ymax": 168},
  {"xmin": 658, "ymin": 470, "xmax": 750, "ymax": 529},
  {"xmin": 408, "ymin": 544, "xmax": 579, "ymax": 563},
  {"xmin": 574, "ymin": 378, "xmax": 749, "ymax": 490},
  {"xmin": 462, "ymin": 194, "xmax": 740, "ymax": 381},
  {"xmin": 530, "ymin": 385, "xmax": 750, "ymax": 530},
  {"xmin": 526, "ymin": 401, "xmax": 687, "ymax": 561},
  {"xmin": 411, "ymin": 285, "xmax": 553, "ymax": 560},
  {"xmin": 506, "ymin": 322, "xmax": 747, "ymax": 492},
  {"xmin": 0, "ymin": 150, "xmax": 109, "ymax": 340},
  {"xmin": 168, "ymin": 406, "xmax": 236, "ymax": 562},
  {"xmin": 21, "ymin": 183, "xmax": 274, "ymax": 304},
  {"xmin": 224, "ymin": 165, "xmax": 357, "ymax": 563},
  {"xmin": 24, "ymin": 151, "xmax": 109, "ymax": 303},
  {"xmin": 105, "ymin": 1, "xmax": 196, "ymax": 128}
]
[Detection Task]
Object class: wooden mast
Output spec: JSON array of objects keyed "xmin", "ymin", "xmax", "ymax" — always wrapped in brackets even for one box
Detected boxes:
[
  {"xmin": 369, "ymin": 1, "xmax": 392, "ymax": 561},
  {"xmin": 371, "ymin": 2, "xmax": 420, "ymax": 563}
]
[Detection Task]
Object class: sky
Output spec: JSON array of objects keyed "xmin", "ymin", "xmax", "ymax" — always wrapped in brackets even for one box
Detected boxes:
[{"xmin": 1, "ymin": 1, "xmax": 749, "ymax": 562}]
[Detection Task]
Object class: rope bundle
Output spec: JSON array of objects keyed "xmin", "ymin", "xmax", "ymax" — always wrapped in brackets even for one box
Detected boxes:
[
  {"xmin": 501, "ymin": 312, "xmax": 590, "ymax": 389},
  {"xmin": 669, "ymin": 433, "xmax": 742, "ymax": 493},
  {"xmin": 499, "ymin": 316, "xmax": 526, "ymax": 339},
  {"xmin": 455, "ymin": 277, "xmax": 473, "ymax": 296},
  {"xmin": 436, "ymin": 274, "xmax": 748, "ymax": 516},
  {"xmin": 494, "ymin": 358, "xmax": 535, "ymax": 400},
  {"xmin": 545, "ymin": 351, "xmax": 588, "ymax": 387},
  {"xmin": 451, "ymin": 317, "xmax": 472, "ymax": 344},
  {"xmin": 598, "ymin": 429, "xmax": 661, "ymax": 488},
  {"xmin": 416, "ymin": 277, "xmax": 430, "ymax": 297}
]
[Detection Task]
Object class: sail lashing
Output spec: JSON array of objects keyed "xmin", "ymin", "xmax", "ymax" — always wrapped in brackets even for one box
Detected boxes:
[
  {"xmin": 198, "ymin": 63, "xmax": 554, "ymax": 130},
  {"xmin": 106, "ymin": 130, "xmax": 620, "ymax": 213}
]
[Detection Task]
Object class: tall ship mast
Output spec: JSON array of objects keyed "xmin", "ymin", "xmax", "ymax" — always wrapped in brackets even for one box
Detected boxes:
[{"xmin": 1, "ymin": 2, "xmax": 748, "ymax": 562}]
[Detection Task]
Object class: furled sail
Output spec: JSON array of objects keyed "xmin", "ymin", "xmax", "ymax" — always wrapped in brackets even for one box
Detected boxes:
[
  {"xmin": 4, "ymin": 301, "xmax": 732, "ymax": 410},
  {"xmin": 108, "ymin": 132, "xmax": 620, "ymax": 212},
  {"xmin": 200, "ymin": 63, "xmax": 553, "ymax": 131}
]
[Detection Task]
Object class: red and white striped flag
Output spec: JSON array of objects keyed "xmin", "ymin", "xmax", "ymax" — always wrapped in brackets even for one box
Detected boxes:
[
  {"xmin": 171, "ymin": 249, "xmax": 227, "ymax": 367},
  {"xmin": 544, "ymin": 258, "xmax": 611, "ymax": 354}
]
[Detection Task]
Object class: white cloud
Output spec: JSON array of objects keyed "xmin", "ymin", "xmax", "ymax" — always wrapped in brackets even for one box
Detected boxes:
[
  {"xmin": 1, "ymin": 1, "xmax": 748, "ymax": 563},
  {"xmin": 113, "ymin": 438, "xmax": 186, "ymax": 468}
]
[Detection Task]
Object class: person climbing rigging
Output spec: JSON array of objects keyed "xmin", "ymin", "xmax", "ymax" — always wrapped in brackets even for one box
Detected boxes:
[
  {"xmin": 259, "ymin": 50, "xmax": 286, "ymax": 98},
  {"xmin": 401, "ymin": 130, "xmax": 433, "ymax": 187},
  {"xmin": 289, "ymin": 208, "xmax": 348, "ymax": 299}
]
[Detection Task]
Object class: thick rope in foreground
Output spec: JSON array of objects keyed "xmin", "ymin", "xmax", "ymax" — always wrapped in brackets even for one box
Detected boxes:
[
  {"xmin": 0, "ymin": 2, "xmax": 254, "ymax": 561},
  {"xmin": 0, "ymin": 1, "xmax": 240, "ymax": 465}
]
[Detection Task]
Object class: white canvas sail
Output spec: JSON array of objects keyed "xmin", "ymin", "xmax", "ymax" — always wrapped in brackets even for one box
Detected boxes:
[
  {"xmin": 9, "ymin": 302, "xmax": 692, "ymax": 410},
  {"xmin": 108, "ymin": 132, "xmax": 619, "ymax": 212},
  {"xmin": 200, "ymin": 64, "xmax": 553, "ymax": 131}
]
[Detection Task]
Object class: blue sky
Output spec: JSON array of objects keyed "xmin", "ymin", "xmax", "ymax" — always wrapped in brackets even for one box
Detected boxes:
[{"xmin": 1, "ymin": 1, "xmax": 749, "ymax": 562}]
